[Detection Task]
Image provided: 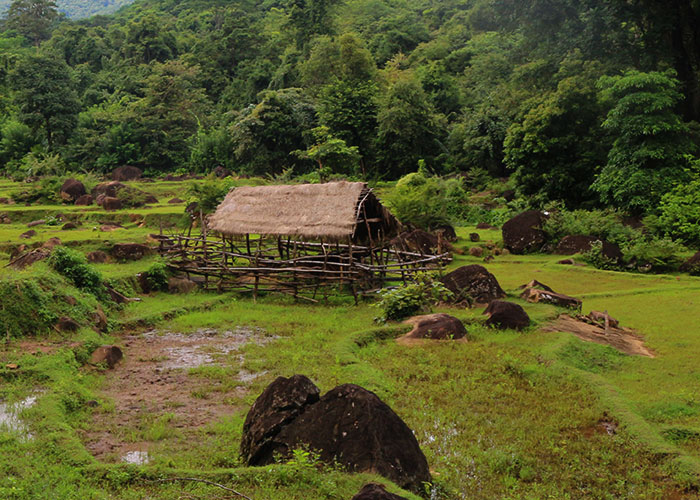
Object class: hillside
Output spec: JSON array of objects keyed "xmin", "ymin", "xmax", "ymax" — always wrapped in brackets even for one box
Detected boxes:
[{"xmin": 0, "ymin": 0, "xmax": 133, "ymax": 18}]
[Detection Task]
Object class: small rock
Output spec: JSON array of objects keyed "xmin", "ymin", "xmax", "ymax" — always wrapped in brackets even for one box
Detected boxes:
[
  {"xmin": 213, "ymin": 166, "xmax": 231, "ymax": 178},
  {"xmin": 469, "ymin": 246, "xmax": 483, "ymax": 257},
  {"xmin": 62, "ymin": 222, "xmax": 79, "ymax": 230},
  {"xmin": 92, "ymin": 307, "xmax": 108, "ymax": 331},
  {"xmin": 144, "ymin": 194, "xmax": 158, "ymax": 204},
  {"xmin": 85, "ymin": 400, "xmax": 99, "ymax": 408},
  {"xmin": 476, "ymin": 222, "xmax": 497, "ymax": 229},
  {"xmin": 469, "ymin": 232, "xmax": 480, "ymax": 242},
  {"xmin": 74, "ymin": 194, "xmax": 93, "ymax": 206},
  {"xmin": 102, "ymin": 197, "xmax": 122, "ymax": 211},
  {"xmin": 110, "ymin": 243, "xmax": 152, "ymax": 261},
  {"xmin": 65, "ymin": 295, "xmax": 77, "ymax": 306},
  {"xmin": 351, "ymin": 483, "xmax": 408, "ymax": 500},
  {"xmin": 168, "ymin": 277, "xmax": 197, "ymax": 294},
  {"xmin": 168, "ymin": 197, "xmax": 184, "ymax": 204},
  {"xmin": 56, "ymin": 316, "xmax": 80, "ymax": 332},
  {"xmin": 433, "ymin": 224, "xmax": 457, "ymax": 242},
  {"xmin": 557, "ymin": 258, "xmax": 576, "ymax": 265},
  {"xmin": 27, "ymin": 219, "xmax": 45, "ymax": 228},
  {"xmin": 87, "ymin": 251, "xmax": 109, "ymax": 263},
  {"xmin": 89, "ymin": 345, "xmax": 123, "ymax": 368},
  {"xmin": 19, "ymin": 230, "xmax": 37, "ymax": 239},
  {"xmin": 401, "ymin": 313, "xmax": 467, "ymax": 340}
]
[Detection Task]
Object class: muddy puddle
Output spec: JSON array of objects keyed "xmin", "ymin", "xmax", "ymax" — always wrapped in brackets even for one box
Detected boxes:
[
  {"xmin": 0, "ymin": 394, "xmax": 38, "ymax": 439},
  {"xmin": 83, "ymin": 326, "xmax": 275, "ymax": 462}
]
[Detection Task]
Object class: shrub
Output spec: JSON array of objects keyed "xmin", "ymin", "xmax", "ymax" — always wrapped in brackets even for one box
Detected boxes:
[
  {"xmin": 621, "ymin": 236, "xmax": 685, "ymax": 273},
  {"xmin": 142, "ymin": 261, "xmax": 170, "ymax": 292},
  {"xmin": 543, "ymin": 209, "xmax": 638, "ymax": 246},
  {"xmin": 11, "ymin": 176, "xmax": 63, "ymax": 204},
  {"xmin": 582, "ymin": 241, "xmax": 621, "ymax": 271},
  {"xmin": 374, "ymin": 273, "xmax": 453, "ymax": 322},
  {"xmin": 658, "ymin": 178, "xmax": 700, "ymax": 245},
  {"xmin": 387, "ymin": 165, "xmax": 469, "ymax": 229},
  {"xmin": 49, "ymin": 247, "xmax": 105, "ymax": 297},
  {"xmin": 187, "ymin": 176, "xmax": 238, "ymax": 213}
]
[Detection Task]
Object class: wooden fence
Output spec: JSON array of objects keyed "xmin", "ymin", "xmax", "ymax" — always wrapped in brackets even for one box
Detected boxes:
[{"xmin": 155, "ymin": 232, "xmax": 451, "ymax": 302}]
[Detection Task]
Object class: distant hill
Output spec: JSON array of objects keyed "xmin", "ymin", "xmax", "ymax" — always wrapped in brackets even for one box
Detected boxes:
[{"xmin": 0, "ymin": 0, "xmax": 134, "ymax": 19}]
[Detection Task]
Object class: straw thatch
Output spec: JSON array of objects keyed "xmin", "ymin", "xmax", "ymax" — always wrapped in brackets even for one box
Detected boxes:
[{"xmin": 208, "ymin": 181, "xmax": 398, "ymax": 241}]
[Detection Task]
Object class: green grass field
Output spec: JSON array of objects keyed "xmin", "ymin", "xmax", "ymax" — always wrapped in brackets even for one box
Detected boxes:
[{"xmin": 1, "ymin": 179, "xmax": 700, "ymax": 498}]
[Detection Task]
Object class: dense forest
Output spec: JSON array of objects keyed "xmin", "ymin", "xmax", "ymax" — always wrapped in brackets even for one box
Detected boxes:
[
  {"xmin": 0, "ymin": 0, "xmax": 132, "ymax": 20},
  {"xmin": 1, "ymin": 0, "xmax": 700, "ymax": 218}
]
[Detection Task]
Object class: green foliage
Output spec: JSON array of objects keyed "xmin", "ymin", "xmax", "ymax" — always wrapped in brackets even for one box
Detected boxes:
[
  {"xmin": 387, "ymin": 166, "xmax": 469, "ymax": 228},
  {"xmin": 505, "ymin": 56, "xmax": 607, "ymax": 207},
  {"xmin": 543, "ymin": 209, "xmax": 638, "ymax": 247},
  {"xmin": 48, "ymin": 246, "xmax": 105, "ymax": 297},
  {"xmin": 4, "ymin": 0, "xmax": 57, "ymax": 46},
  {"xmin": 186, "ymin": 176, "xmax": 237, "ymax": 213},
  {"xmin": 658, "ymin": 176, "xmax": 700, "ymax": 245},
  {"xmin": 0, "ymin": 120, "xmax": 37, "ymax": 170},
  {"xmin": 293, "ymin": 125, "xmax": 360, "ymax": 178},
  {"xmin": 593, "ymin": 70, "xmax": 694, "ymax": 214},
  {"xmin": 142, "ymin": 261, "xmax": 170, "ymax": 292},
  {"xmin": 10, "ymin": 53, "xmax": 80, "ymax": 150},
  {"xmin": 621, "ymin": 236, "xmax": 685, "ymax": 273},
  {"xmin": 374, "ymin": 273, "xmax": 452, "ymax": 322},
  {"xmin": 11, "ymin": 175, "xmax": 62, "ymax": 203}
]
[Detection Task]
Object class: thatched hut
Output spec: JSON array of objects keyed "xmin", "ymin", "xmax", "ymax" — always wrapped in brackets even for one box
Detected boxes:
[
  {"xmin": 158, "ymin": 182, "xmax": 449, "ymax": 300},
  {"xmin": 208, "ymin": 181, "xmax": 399, "ymax": 244}
]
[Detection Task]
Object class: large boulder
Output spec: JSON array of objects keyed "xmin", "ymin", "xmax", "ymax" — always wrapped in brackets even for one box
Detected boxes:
[
  {"xmin": 60, "ymin": 178, "xmax": 86, "ymax": 202},
  {"xmin": 483, "ymin": 300, "xmax": 530, "ymax": 330},
  {"xmin": 110, "ymin": 243, "xmax": 152, "ymax": 261},
  {"xmin": 556, "ymin": 235, "xmax": 622, "ymax": 261},
  {"xmin": 440, "ymin": 265, "xmax": 505, "ymax": 305},
  {"xmin": 351, "ymin": 483, "xmax": 408, "ymax": 500},
  {"xmin": 241, "ymin": 374, "xmax": 321, "ymax": 465},
  {"xmin": 92, "ymin": 181, "xmax": 126, "ymax": 199},
  {"xmin": 502, "ymin": 210, "xmax": 547, "ymax": 254},
  {"xmin": 168, "ymin": 277, "xmax": 197, "ymax": 294},
  {"xmin": 111, "ymin": 165, "xmax": 142, "ymax": 181},
  {"xmin": 680, "ymin": 251, "xmax": 700, "ymax": 275},
  {"xmin": 401, "ymin": 313, "xmax": 467, "ymax": 340},
  {"xmin": 242, "ymin": 377, "xmax": 431, "ymax": 493}
]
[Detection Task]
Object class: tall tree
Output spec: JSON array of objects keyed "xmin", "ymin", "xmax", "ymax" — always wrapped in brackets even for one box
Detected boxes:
[
  {"xmin": 4, "ymin": 0, "xmax": 58, "ymax": 47},
  {"xmin": 10, "ymin": 54, "xmax": 80, "ymax": 150},
  {"xmin": 593, "ymin": 70, "xmax": 694, "ymax": 214}
]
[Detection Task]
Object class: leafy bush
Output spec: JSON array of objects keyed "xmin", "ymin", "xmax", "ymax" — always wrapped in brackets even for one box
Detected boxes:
[
  {"xmin": 543, "ymin": 209, "xmax": 638, "ymax": 246},
  {"xmin": 141, "ymin": 261, "xmax": 170, "ymax": 292},
  {"xmin": 621, "ymin": 237, "xmax": 685, "ymax": 273},
  {"xmin": 11, "ymin": 176, "xmax": 63, "ymax": 204},
  {"xmin": 374, "ymin": 273, "xmax": 453, "ymax": 322},
  {"xmin": 187, "ymin": 176, "xmax": 238, "ymax": 213},
  {"xmin": 387, "ymin": 165, "xmax": 469, "ymax": 229},
  {"xmin": 582, "ymin": 241, "xmax": 621, "ymax": 271},
  {"xmin": 658, "ymin": 178, "xmax": 700, "ymax": 245},
  {"xmin": 49, "ymin": 247, "xmax": 105, "ymax": 298}
]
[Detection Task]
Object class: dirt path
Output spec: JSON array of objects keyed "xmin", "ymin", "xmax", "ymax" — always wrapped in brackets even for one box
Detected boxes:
[{"xmin": 82, "ymin": 327, "xmax": 273, "ymax": 463}]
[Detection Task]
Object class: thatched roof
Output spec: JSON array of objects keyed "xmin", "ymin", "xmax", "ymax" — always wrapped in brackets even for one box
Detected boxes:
[{"xmin": 208, "ymin": 181, "xmax": 397, "ymax": 240}]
